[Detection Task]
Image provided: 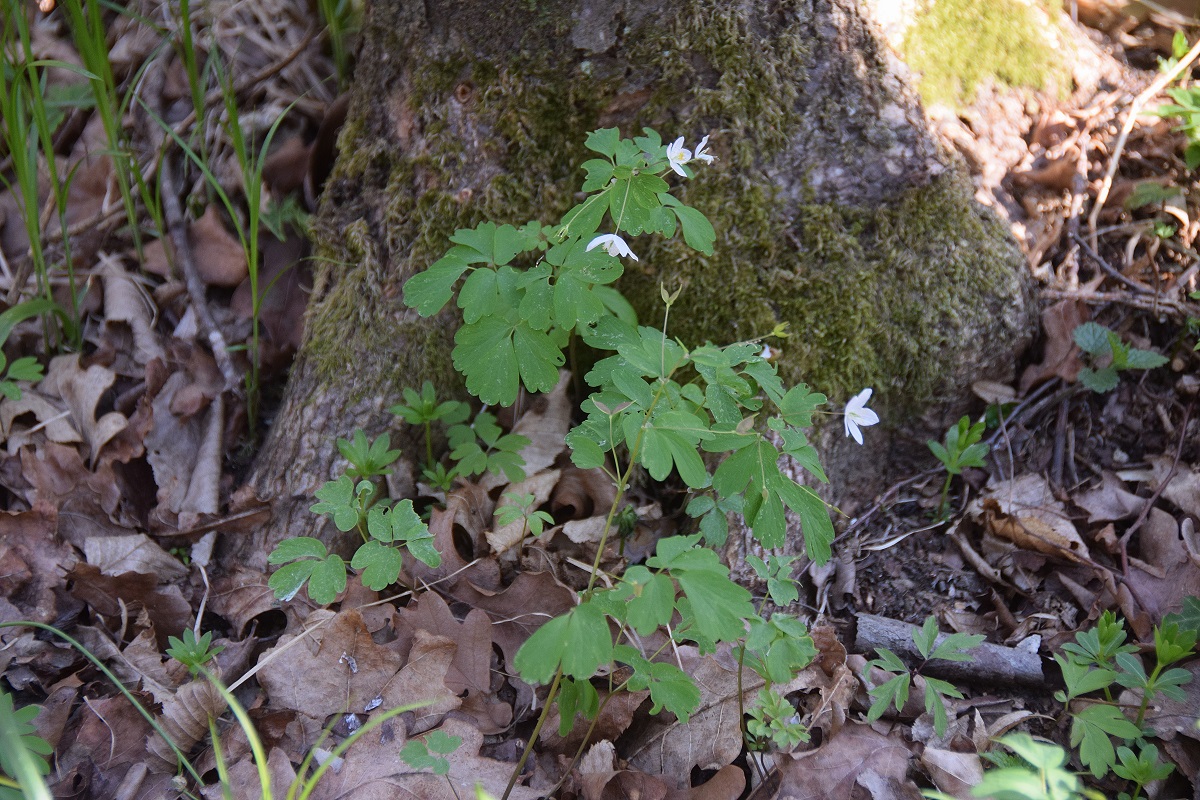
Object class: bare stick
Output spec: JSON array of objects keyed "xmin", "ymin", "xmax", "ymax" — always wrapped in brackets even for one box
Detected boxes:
[{"xmin": 855, "ymin": 613, "xmax": 1045, "ymax": 688}]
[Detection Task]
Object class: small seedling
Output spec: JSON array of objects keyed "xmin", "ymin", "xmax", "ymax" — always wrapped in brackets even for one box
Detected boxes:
[
  {"xmin": 165, "ymin": 629, "xmax": 225, "ymax": 675},
  {"xmin": 494, "ymin": 493, "xmax": 554, "ymax": 539},
  {"xmin": 1072, "ymin": 322, "xmax": 1167, "ymax": 393},
  {"xmin": 928, "ymin": 416, "xmax": 989, "ymax": 519},
  {"xmin": 337, "ymin": 430, "xmax": 401, "ymax": 480},
  {"xmin": 863, "ymin": 615, "xmax": 982, "ymax": 737},
  {"xmin": 390, "ymin": 381, "xmax": 470, "ymax": 471}
]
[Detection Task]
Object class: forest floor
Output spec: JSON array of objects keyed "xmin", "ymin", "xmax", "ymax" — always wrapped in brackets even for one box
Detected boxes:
[{"xmin": 2, "ymin": 1, "xmax": 1200, "ymax": 799}]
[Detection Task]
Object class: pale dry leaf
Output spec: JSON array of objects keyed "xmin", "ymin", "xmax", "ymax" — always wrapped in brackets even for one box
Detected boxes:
[
  {"xmin": 0, "ymin": 391, "xmax": 79, "ymax": 449},
  {"xmin": 145, "ymin": 372, "xmax": 210, "ymax": 519},
  {"xmin": 921, "ymin": 748, "xmax": 983, "ymax": 799},
  {"xmin": 562, "ymin": 515, "xmax": 608, "ymax": 544},
  {"xmin": 306, "ymin": 716, "xmax": 542, "ymax": 800},
  {"xmin": 82, "ymin": 533, "xmax": 188, "ymax": 581},
  {"xmin": 625, "ymin": 645, "xmax": 762, "ymax": 788},
  {"xmin": 665, "ymin": 765, "xmax": 745, "ymax": 800},
  {"xmin": 53, "ymin": 356, "xmax": 128, "ymax": 464},
  {"xmin": 101, "ymin": 256, "xmax": 166, "ymax": 365},
  {"xmin": 481, "ymin": 370, "xmax": 572, "ymax": 491},
  {"xmin": 1075, "ymin": 471, "xmax": 1146, "ymax": 523},
  {"xmin": 776, "ymin": 723, "xmax": 918, "ymax": 800}
]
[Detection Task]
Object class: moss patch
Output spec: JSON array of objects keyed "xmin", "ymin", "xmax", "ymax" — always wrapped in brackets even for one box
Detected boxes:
[{"xmin": 901, "ymin": 0, "xmax": 1070, "ymax": 108}]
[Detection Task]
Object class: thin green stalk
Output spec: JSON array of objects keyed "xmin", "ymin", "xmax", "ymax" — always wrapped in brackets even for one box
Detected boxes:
[
  {"xmin": 0, "ymin": 621, "xmax": 203, "ymax": 783},
  {"xmin": 0, "ymin": 695, "xmax": 51, "ymax": 800},
  {"xmin": 501, "ymin": 667, "xmax": 562, "ymax": 800},
  {"xmin": 56, "ymin": 0, "xmax": 143, "ymax": 257}
]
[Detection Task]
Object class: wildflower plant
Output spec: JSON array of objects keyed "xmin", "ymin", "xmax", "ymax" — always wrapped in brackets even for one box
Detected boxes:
[{"xmin": 269, "ymin": 128, "xmax": 883, "ymax": 795}]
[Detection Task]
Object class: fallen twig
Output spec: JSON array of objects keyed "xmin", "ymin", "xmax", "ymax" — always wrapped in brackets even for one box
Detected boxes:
[{"xmin": 855, "ymin": 613, "xmax": 1045, "ymax": 688}]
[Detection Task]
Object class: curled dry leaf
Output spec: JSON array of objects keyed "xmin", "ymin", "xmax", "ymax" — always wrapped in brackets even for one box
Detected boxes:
[
  {"xmin": 101, "ymin": 256, "xmax": 166, "ymax": 365},
  {"xmin": 146, "ymin": 678, "xmax": 225, "ymax": 772},
  {"xmin": 1, "ymin": 391, "xmax": 81, "ymax": 451},
  {"xmin": 921, "ymin": 747, "xmax": 983, "ymax": 799},
  {"xmin": 1019, "ymin": 298, "xmax": 1088, "ymax": 392},
  {"xmin": 47, "ymin": 355, "xmax": 128, "ymax": 465},
  {"xmin": 975, "ymin": 474, "xmax": 1089, "ymax": 562}
]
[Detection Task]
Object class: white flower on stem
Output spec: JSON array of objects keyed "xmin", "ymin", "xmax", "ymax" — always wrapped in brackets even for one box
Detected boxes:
[
  {"xmin": 665, "ymin": 136, "xmax": 692, "ymax": 177},
  {"xmin": 693, "ymin": 135, "xmax": 715, "ymax": 164},
  {"xmin": 843, "ymin": 388, "xmax": 879, "ymax": 445},
  {"xmin": 586, "ymin": 233, "xmax": 639, "ymax": 261}
]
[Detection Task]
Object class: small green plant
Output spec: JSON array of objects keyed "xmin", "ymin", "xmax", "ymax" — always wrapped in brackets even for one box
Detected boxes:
[
  {"xmin": 925, "ymin": 732, "xmax": 1103, "ymax": 800},
  {"xmin": 863, "ymin": 615, "xmax": 983, "ymax": 737},
  {"xmin": 269, "ymin": 128, "xmax": 881, "ymax": 800},
  {"xmin": 1153, "ymin": 32, "xmax": 1200, "ymax": 169},
  {"xmin": 400, "ymin": 729, "xmax": 464, "ymax": 797},
  {"xmin": 1053, "ymin": 611, "xmax": 1193, "ymax": 787},
  {"xmin": 389, "ymin": 382, "xmax": 530, "ymax": 490},
  {"xmin": 267, "ymin": 431, "xmax": 440, "ymax": 604},
  {"xmin": 0, "ymin": 352, "xmax": 42, "ymax": 401},
  {"xmin": 494, "ymin": 493, "xmax": 555, "ymax": 539},
  {"xmin": 165, "ymin": 629, "xmax": 226, "ymax": 676},
  {"xmin": 1071, "ymin": 322, "xmax": 1168, "ymax": 393},
  {"xmin": 0, "ymin": 690, "xmax": 51, "ymax": 800},
  {"xmin": 928, "ymin": 416, "xmax": 989, "ymax": 520}
]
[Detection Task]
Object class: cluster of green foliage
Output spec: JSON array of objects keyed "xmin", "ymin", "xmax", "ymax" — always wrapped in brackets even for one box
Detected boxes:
[
  {"xmin": 1053, "ymin": 609, "xmax": 1194, "ymax": 798},
  {"xmin": 864, "ymin": 615, "xmax": 983, "ymax": 737},
  {"xmin": 1072, "ymin": 323, "xmax": 1168, "ymax": 394},
  {"xmin": 928, "ymin": 416, "xmax": 990, "ymax": 520}
]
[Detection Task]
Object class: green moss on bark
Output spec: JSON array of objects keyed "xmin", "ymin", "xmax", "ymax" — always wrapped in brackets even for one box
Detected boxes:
[{"xmin": 299, "ymin": 0, "xmax": 1030, "ymax": 416}]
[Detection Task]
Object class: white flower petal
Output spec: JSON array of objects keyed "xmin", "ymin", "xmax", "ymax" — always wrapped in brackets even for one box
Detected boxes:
[{"xmin": 843, "ymin": 388, "xmax": 878, "ymax": 445}]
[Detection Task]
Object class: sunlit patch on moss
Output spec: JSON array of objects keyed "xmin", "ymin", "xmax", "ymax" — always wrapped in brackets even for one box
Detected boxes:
[{"xmin": 900, "ymin": 0, "xmax": 1071, "ymax": 108}]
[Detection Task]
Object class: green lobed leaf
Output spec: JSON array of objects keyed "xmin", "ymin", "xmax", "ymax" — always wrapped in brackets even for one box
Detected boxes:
[
  {"xmin": 402, "ymin": 249, "xmax": 472, "ymax": 316},
  {"xmin": 1070, "ymin": 703, "xmax": 1142, "ymax": 778},
  {"xmin": 268, "ymin": 536, "xmax": 328, "ymax": 564},
  {"xmin": 454, "ymin": 315, "xmax": 519, "ymax": 406},
  {"xmin": 351, "ymin": 540, "xmax": 405, "ymax": 591},
  {"xmin": 660, "ymin": 194, "xmax": 715, "ymax": 254},
  {"xmin": 584, "ymin": 127, "xmax": 619, "ymax": 158},
  {"xmin": 306, "ymin": 554, "xmax": 348, "ymax": 605},
  {"xmin": 268, "ymin": 560, "xmax": 315, "ymax": 602},
  {"xmin": 645, "ymin": 661, "xmax": 701, "ymax": 722},
  {"xmin": 1073, "ymin": 322, "xmax": 1112, "ymax": 356},
  {"xmin": 310, "ymin": 475, "xmax": 361, "ymax": 532},
  {"xmin": 513, "ymin": 601, "xmax": 614, "ymax": 683}
]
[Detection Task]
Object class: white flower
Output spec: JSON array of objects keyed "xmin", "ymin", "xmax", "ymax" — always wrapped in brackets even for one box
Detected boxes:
[
  {"xmin": 693, "ymin": 135, "xmax": 715, "ymax": 164},
  {"xmin": 843, "ymin": 388, "xmax": 879, "ymax": 445},
  {"xmin": 586, "ymin": 233, "xmax": 639, "ymax": 261},
  {"xmin": 665, "ymin": 136, "xmax": 692, "ymax": 177}
]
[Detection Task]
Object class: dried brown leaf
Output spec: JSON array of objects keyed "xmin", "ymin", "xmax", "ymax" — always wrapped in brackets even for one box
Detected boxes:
[
  {"xmin": 776, "ymin": 723, "xmax": 919, "ymax": 800},
  {"xmin": 306, "ymin": 716, "xmax": 542, "ymax": 800},
  {"xmin": 625, "ymin": 646, "xmax": 759, "ymax": 787},
  {"xmin": 257, "ymin": 609, "xmax": 405, "ymax": 720},
  {"xmin": 1019, "ymin": 299, "xmax": 1088, "ymax": 392},
  {"xmin": 51, "ymin": 355, "xmax": 128, "ymax": 464},
  {"xmin": 977, "ymin": 474, "xmax": 1089, "ymax": 562}
]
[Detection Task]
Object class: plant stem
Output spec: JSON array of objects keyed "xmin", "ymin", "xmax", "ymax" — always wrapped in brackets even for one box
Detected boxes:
[{"xmin": 502, "ymin": 667, "xmax": 562, "ymax": 800}]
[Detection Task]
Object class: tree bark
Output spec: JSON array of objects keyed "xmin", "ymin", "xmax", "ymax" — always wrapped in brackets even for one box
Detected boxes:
[{"xmin": 235, "ymin": 0, "xmax": 1035, "ymax": 568}]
